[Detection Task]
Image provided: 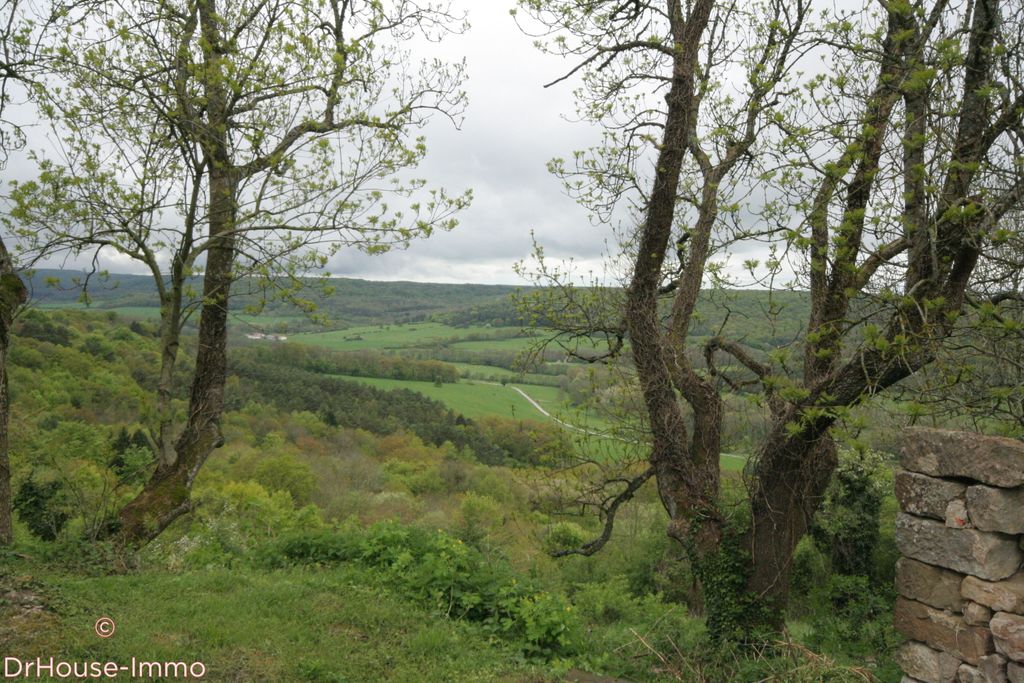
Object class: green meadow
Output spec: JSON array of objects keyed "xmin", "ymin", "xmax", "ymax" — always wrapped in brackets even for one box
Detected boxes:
[
  {"xmin": 330, "ymin": 375, "xmax": 563, "ymax": 422},
  {"xmin": 292, "ymin": 323, "xmax": 534, "ymax": 352}
]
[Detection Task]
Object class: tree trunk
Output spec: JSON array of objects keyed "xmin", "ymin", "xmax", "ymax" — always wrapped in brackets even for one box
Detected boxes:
[
  {"xmin": 0, "ymin": 239, "xmax": 27, "ymax": 546},
  {"xmin": 116, "ymin": 0, "xmax": 235, "ymax": 546},
  {"xmin": 623, "ymin": 0, "xmax": 722, "ymax": 555},
  {"xmin": 153, "ymin": 281, "xmax": 184, "ymax": 468},
  {"xmin": 116, "ymin": 173, "xmax": 236, "ymax": 545},
  {"xmin": 744, "ymin": 420, "xmax": 837, "ymax": 622}
]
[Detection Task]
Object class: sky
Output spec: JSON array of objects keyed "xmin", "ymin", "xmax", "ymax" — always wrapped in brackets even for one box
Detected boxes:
[
  {"xmin": 323, "ymin": 2, "xmax": 610, "ymax": 286},
  {"xmin": 7, "ymin": 1, "xmax": 787, "ymax": 288},
  {"xmin": 13, "ymin": 2, "xmax": 612, "ymax": 287}
]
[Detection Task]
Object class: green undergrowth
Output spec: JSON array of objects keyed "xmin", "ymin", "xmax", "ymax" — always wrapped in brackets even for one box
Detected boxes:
[
  {"xmin": 260, "ymin": 522, "xmax": 579, "ymax": 659},
  {"xmin": 0, "ymin": 557, "xmax": 537, "ymax": 682}
]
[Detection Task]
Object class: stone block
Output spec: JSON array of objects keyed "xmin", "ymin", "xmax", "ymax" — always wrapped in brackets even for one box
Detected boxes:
[
  {"xmin": 965, "ymin": 601, "xmax": 993, "ymax": 627},
  {"xmin": 1008, "ymin": 662, "xmax": 1024, "ymax": 683},
  {"xmin": 967, "ymin": 486, "xmax": 1024, "ymax": 535},
  {"xmin": 896, "ymin": 640, "xmax": 963, "ymax": 683},
  {"xmin": 948, "ymin": 499, "xmax": 972, "ymax": 529},
  {"xmin": 898, "ymin": 558, "xmax": 965, "ymax": 612},
  {"xmin": 896, "ymin": 470, "xmax": 967, "ymax": 520},
  {"xmin": 992, "ymin": 612, "xmax": 1024, "ymax": 663},
  {"xmin": 956, "ymin": 664, "xmax": 985, "ymax": 683},
  {"xmin": 895, "ymin": 597, "xmax": 994, "ymax": 665},
  {"xmin": 902, "ymin": 428, "xmax": 1024, "ymax": 488},
  {"xmin": 896, "ymin": 513, "xmax": 1023, "ymax": 581},
  {"xmin": 962, "ymin": 575, "xmax": 1024, "ymax": 615},
  {"xmin": 979, "ymin": 653, "xmax": 1008, "ymax": 682}
]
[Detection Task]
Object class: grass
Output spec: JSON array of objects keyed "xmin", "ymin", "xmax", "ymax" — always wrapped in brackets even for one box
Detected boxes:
[
  {"xmin": 333, "ymin": 375, "xmax": 564, "ymax": 422},
  {"xmin": 449, "ymin": 362, "xmax": 557, "ymax": 386},
  {"xmin": 332, "ymin": 373, "xmax": 749, "ymax": 472},
  {"xmin": 449, "ymin": 337, "xmax": 543, "ymax": 352},
  {"xmin": 719, "ymin": 453, "xmax": 747, "ymax": 472},
  {"xmin": 293, "ymin": 323, "xmax": 533, "ymax": 352},
  {"xmin": 0, "ymin": 562, "xmax": 535, "ymax": 682}
]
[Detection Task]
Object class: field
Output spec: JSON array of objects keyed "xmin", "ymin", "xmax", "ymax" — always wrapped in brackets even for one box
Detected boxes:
[
  {"xmin": 292, "ymin": 323, "xmax": 535, "ymax": 352},
  {"xmin": 267, "ymin": 320, "xmax": 750, "ymax": 471},
  {"xmin": 329, "ymin": 373, "xmax": 748, "ymax": 471},
  {"xmin": 332, "ymin": 375, "xmax": 564, "ymax": 422}
]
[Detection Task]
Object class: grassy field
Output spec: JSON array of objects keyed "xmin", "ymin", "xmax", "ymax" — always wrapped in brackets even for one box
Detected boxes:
[
  {"xmin": 448, "ymin": 337, "xmax": 543, "ymax": 352},
  {"xmin": 449, "ymin": 362, "xmax": 559, "ymax": 386},
  {"xmin": 0, "ymin": 563, "xmax": 533, "ymax": 682},
  {"xmin": 331, "ymin": 374, "xmax": 749, "ymax": 471},
  {"xmin": 332, "ymin": 375, "xmax": 563, "ymax": 422},
  {"xmin": 293, "ymin": 323, "xmax": 534, "ymax": 352}
]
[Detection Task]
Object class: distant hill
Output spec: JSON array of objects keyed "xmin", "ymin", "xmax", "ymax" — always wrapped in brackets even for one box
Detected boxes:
[
  {"xmin": 24, "ymin": 269, "xmax": 523, "ymax": 328},
  {"xmin": 25, "ymin": 268, "xmax": 811, "ymax": 347}
]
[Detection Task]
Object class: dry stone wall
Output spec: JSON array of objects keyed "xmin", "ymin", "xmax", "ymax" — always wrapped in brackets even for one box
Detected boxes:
[{"xmin": 895, "ymin": 428, "xmax": 1024, "ymax": 683}]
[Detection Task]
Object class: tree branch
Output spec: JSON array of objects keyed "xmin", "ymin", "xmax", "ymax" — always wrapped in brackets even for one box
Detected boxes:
[{"xmin": 550, "ymin": 466, "xmax": 654, "ymax": 557}]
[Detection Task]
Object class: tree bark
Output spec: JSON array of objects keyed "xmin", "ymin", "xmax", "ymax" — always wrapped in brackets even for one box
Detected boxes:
[
  {"xmin": 624, "ymin": 0, "xmax": 721, "ymax": 556},
  {"xmin": 116, "ymin": 0, "xmax": 236, "ymax": 545},
  {"xmin": 0, "ymin": 238, "xmax": 27, "ymax": 546}
]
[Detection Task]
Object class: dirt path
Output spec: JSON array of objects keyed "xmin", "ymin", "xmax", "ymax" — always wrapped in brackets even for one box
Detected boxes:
[
  {"xmin": 507, "ymin": 385, "xmax": 605, "ymax": 437},
  {"xmin": 488, "ymin": 381, "xmax": 748, "ymax": 467}
]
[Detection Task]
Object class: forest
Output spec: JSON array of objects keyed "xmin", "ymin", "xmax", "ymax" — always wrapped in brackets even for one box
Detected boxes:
[{"xmin": 3, "ymin": 0, "xmax": 1024, "ymax": 681}]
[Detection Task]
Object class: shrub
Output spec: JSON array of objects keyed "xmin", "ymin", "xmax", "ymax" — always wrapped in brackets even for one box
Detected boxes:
[
  {"xmin": 263, "ymin": 522, "xmax": 579, "ymax": 658},
  {"xmin": 459, "ymin": 492, "xmax": 504, "ymax": 548},
  {"xmin": 806, "ymin": 574, "xmax": 900, "ymax": 663},
  {"xmin": 13, "ymin": 477, "xmax": 68, "ymax": 541},
  {"xmin": 151, "ymin": 481, "xmax": 324, "ymax": 569},
  {"xmin": 541, "ymin": 521, "xmax": 587, "ymax": 556},
  {"xmin": 810, "ymin": 448, "xmax": 888, "ymax": 577},
  {"xmin": 253, "ymin": 453, "xmax": 317, "ymax": 505}
]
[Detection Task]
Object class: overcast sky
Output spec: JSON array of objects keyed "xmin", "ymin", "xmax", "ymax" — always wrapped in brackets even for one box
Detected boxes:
[
  {"xmin": 323, "ymin": 2, "xmax": 610, "ymax": 286},
  {"xmin": 6, "ymin": 1, "xmax": 616, "ymax": 286}
]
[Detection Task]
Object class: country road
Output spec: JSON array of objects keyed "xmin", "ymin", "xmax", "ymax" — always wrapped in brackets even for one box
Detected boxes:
[
  {"xmin": 506, "ymin": 384, "xmax": 747, "ymax": 466},
  {"xmin": 508, "ymin": 385, "xmax": 602, "ymax": 436}
]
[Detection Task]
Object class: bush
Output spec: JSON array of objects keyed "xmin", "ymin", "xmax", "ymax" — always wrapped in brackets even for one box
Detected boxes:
[
  {"xmin": 806, "ymin": 574, "xmax": 900, "ymax": 663},
  {"xmin": 150, "ymin": 480, "xmax": 324, "ymax": 569},
  {"xmin": 263, "ymin": 522, "xmax": 579, "ymax": 658},
  {"xmin": 459, "ymin": 492, "xmax": 503, "ymax": 548},
  {"xmin": 541, "ymin": 521, "xmax": 587, "ymax": 555},
  {"xmin": 810, "ymin": 448, "xmax": 888, "ymax": 577},
  {"xmin": 789, "ymin": 537, "xmax": 831, "ymax": 616},
  {"xmin": 253, "ymin": 453, "xmax": 317, "ymax": 505},
  {"xmin": 13, "ymin": 477, "xmax": 68, "ymax": 541}
]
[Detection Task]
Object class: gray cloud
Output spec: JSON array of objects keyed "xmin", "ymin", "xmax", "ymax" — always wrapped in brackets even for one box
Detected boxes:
[
  {"xmin": 13, "ymin": 2, "xmax": 789, "ymax": 288},
  {"xmin": 327, "ymin": 3, "xmax": 613, "ymax": 285}
]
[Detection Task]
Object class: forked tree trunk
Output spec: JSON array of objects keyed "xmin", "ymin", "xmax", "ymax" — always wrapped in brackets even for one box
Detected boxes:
[
  {"xmin": 744, "ymin": 423, "xmax": 837, "ymax": 621},
  {"xmin": 116, "ymin": 173, "xmax": 236, "ymax": 545},
  {"xmin": 116, "ymin": 0, "xmax": 235, "ymax": 546}
]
